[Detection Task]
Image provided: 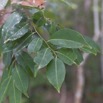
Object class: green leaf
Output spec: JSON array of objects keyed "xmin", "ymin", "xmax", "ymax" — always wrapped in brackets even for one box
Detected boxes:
[
  {"xmin": 2, "ymin": 40, "xmax": 14, "ymax": 53},
  {"xmin": 46, "ymin": 57, "xmax": 66, "ymax": 92},
  {"xmin": 28, "ymin": 37, "xmax": 43, "ymax": 54},
  {"xmin": 0, "ymin": 76, "xmax": 11, "ymax": 103},
  {"xmin": 33, "ymin": 11, "xmax": 46, "ymax": 27},
  {"xmin": 50, "ymin": 28, "xmax": 88, "ymax": 46},
  {"xmin": 4, "ymin": 24, "xmax": 29, "ymax": 43},
  {"xmin": 48, "ymin": 39, "xmax": 83, "ymax": 48},
  {"xmin": 56, "ymin": 49, "xmax": 77, "ymax": 65},
  {"xmin": 3, "ymin": 51, "xmax": 12, "ymax": 67},
  {"xmin": 74, "ymin": 49, "xmax": 83, "ymax": 65},
  {"xmin": 81, "ymin": 46, "xmax": 95, "ymax": 54},
  {"xmin": 82, "ymin": 36, "xmax": 100, "ymax": 55},
  {"xmin": 34, "ymin": 48, "xmax": 54, "ymax": 69},
  {"xmin": 8, "ymin": 80, "xmax": 22, "ymax": 103},
  {"xmin": 12, "ymin": 65, "xmax": 29, "ymax": 96},
  {"xmin": 2, "ymin": 12, "xmax": 22, "ymax": 38},
  {"xmin": 44, "ymin": 10, "xmax": 55, "ymax": 19},
  {"xmin": 2, "ymin": 12, "xmax": 29, "ymax": 43},
  {"xmin": 13, "ymin": 32, "xmax": 33, "ymax": 52},
  {"xmin": 48, "ymin": 23, "xmax": 57, "ymax": 35},
  {"xmin": 0, "ymin": 0, "xmax": 9, "ymax": 10},
  {"xmin": 1, "ymin": 69, "xmax": 9, "ymax": 83},
  {"xmin": 15, "ymin": 51, "xmax": 35, "ymax": 75}
]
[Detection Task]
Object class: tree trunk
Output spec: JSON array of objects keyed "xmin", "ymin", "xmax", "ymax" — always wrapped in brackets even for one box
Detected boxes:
[
  {"xmin": 74, "ymin": 53, "xmax": 88, "ymax": 103},
  {"xmin": 93, "ymin": 0, "xmax": 100, "ymax": 37},
  {"xmin": 100, "ymin": 0, "xmax": 103, "ymax": 84},
  {"xmin": 84, "ymin": 0, "xmax": 91, "ymax": 14}
]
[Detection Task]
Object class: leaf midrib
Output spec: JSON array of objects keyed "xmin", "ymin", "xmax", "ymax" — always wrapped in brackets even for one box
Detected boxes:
[
  {"xmin": 0, "ymin": 76, "xmax": 11, "ymax": 103},
  {"xmin": 13, "ymin": 81, "xmax": 16, "ymax": 103},
  {"xmin": 56, "ymin": 51, "xmax": 76, "ymax": 64},
  {"xmin": 48, "ymin": 39, "xmax": 83, "ymax": 44},
  {"xmin": 55, "ymin": 57, "xmax": 59, "ymax": 89},
  {"xmin": 38, "ymin": 48, "xmax": 49, "ymax": 69},
  {"xmin": 16, "ymin": 67, "xmax": 24, "ymax": 93},
  {"xmin": 33, "ymin": 38, "xmax": 40, "ymax": 51}
]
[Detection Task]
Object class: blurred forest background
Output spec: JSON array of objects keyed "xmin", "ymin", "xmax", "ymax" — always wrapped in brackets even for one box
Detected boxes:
[{"xmin": 0, "ymin": 0, "xmax": 103, "ymax": 103}]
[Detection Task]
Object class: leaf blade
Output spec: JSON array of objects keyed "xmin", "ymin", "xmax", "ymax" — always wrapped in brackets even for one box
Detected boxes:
[
  {"xmin": 0, "ymin": 76, "xmax": 11, "ymax": 103},
  {"xmin": 50, "ymin": 28, "xmax": 88, "ymax": 45},
  {"xmin": 8, "ymin": 80, "xmax": 22, "ymax": 103},
  {"xmin": 12, "ymin": 65, "xmax": 29, "ymax": 96},
  {"xmin": 34, "ymin": 48, "xmax": 54, "ymax": 69},
  {"xmin": 48, "ymin": 39, "xmax": 83, "ymax": 48},
  {"xmin": 46, "ymin": 57, "xmax": 66, "ymax": 92},
  {"xmin": 28, "ymin": 37, "xmax": 43, "ymax": 53},
  {"xmin": 56, "ymin": 49, "xmax": 77, "ymax": 65}
]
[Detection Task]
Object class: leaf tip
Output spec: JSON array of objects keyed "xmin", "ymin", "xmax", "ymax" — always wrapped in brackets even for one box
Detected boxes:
[
  {"xmin": 24, "ymin": 92, "xmax": 29, "ymax": 98},
  {"xmin": 34, "ymin": 67, "xmax": 39, "ymax": 78},
  {"xmin": 56, "ymin": 86, "xmax": 61, "ymax": 93},
  {"xmin": 57, "ymin": 89, "xmax": 60, "ymax": 93}
]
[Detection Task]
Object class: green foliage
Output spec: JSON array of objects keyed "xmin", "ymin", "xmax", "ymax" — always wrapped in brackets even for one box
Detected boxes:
[
  {"xmin": 8, "ymin": 80, "xmax": 22, "ymax": 103},
  {"xmin": 28, "ymin": 38, "xmax": 43, "ymax": 53},
  {"xmin": 56, "ymin": 49, "xmax": 77, "ymax": 65},
  {"xmin": 0, "ymin": 2, "xmax": 100, "ymax": 103},
  {"xmin": 2, "ymin": 12, "xmax": 29, "ymax": 43},
  {"xmin": 46, "ymin": 57, "xmax": 66, "ymax": 92},
  {"xmin": 12, "ymin": 65, "xmax": 29, "ymax": 96}
]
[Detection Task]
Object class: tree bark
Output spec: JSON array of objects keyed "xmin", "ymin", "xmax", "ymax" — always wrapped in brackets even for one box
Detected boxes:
[
  {"xmin": 74, "ymin": 53, "xmax": 88, "ymax": 103},
  {"xmin": 100, "ymin": 0, "xmax": 103, "ymax": 84},
  {"xmin": 59, "ymin": 84, "xmax": 67, "ymax": 103},
  {"xmin": 84, "ymin": 0, "xmax": 91, "ymax": 14}
]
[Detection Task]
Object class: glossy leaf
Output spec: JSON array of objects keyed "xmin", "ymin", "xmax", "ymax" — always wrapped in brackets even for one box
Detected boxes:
[
  {"xmin": 12, "ymin": 65, "xmax": 29, "ymax": 96},
  {"xmin": 15, "ymin": 51, "xmax": 35, "ymax": 74},
  {"xmin": 0, "ymin": 76, "xmax": 11, "ymax": 103},
  {"xmin": 81, "ymin": 46, "xmax": 96, "ymax": 54},
  {"xmin": 2, "ymin": 12, "xmax": 29, "ymax": 43},
  {"xmin": 34, "ymin": 48, "xmax": 54, "ymax": 69},
  {"xmin": 4, "ymin": 24, "xmax": 29, "ymax": 43},
  {"xmin": 50, "ymin": 28, "xmax": 88, "ymax": 45},
  {"xmin": 74, "ymin": 49, "xmax": 83, "ymax": 65},
  {"xmin": 46, "ymin": 57, "xmax": 66, "ymax": 92},
  {"xmin": 48, "ymin": 39, "xmax": 83, "ymax": 48},
  {"xmin": 2, "ymin": 12, "xmax": 22, "ymax": 39},
  {"xmin": 0, "ymin": 0, "xmax": 9, "ymax": 10},
  {"xmin": 82, "ymin": 36, "xmax": 100, "ymax": 55},
  {"xmin": 9, "ymin": 80, "xmax": 22, "ymax": 103},
  {"xmin": 3, "ymin": 51, "xmax": 12, "ymax": 67},
  {"xmin": 28, "ymin": 37, "xmax": 43, "ymax": 54},
  {"xmin": 1, "ymin": 69, "xmax": 10, "ymax": 83},
  {"xmin": 13, "ymin": 32, "xmax": 32, "ymax": 52},
  {"xmin": 56, "ymin": 49, "xmax": 77, "ymax": 65}
]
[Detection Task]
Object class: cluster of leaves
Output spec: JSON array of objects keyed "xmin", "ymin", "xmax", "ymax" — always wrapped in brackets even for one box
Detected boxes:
[{"xmin": 0, "ymin": 0, "xmax": 100, "ymax": 103}]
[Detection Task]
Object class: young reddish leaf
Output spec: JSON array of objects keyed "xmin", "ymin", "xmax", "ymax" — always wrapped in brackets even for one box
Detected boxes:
[{"xmin": 12, "ymin": 0, "xmax": 46, "ymax": 8}]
